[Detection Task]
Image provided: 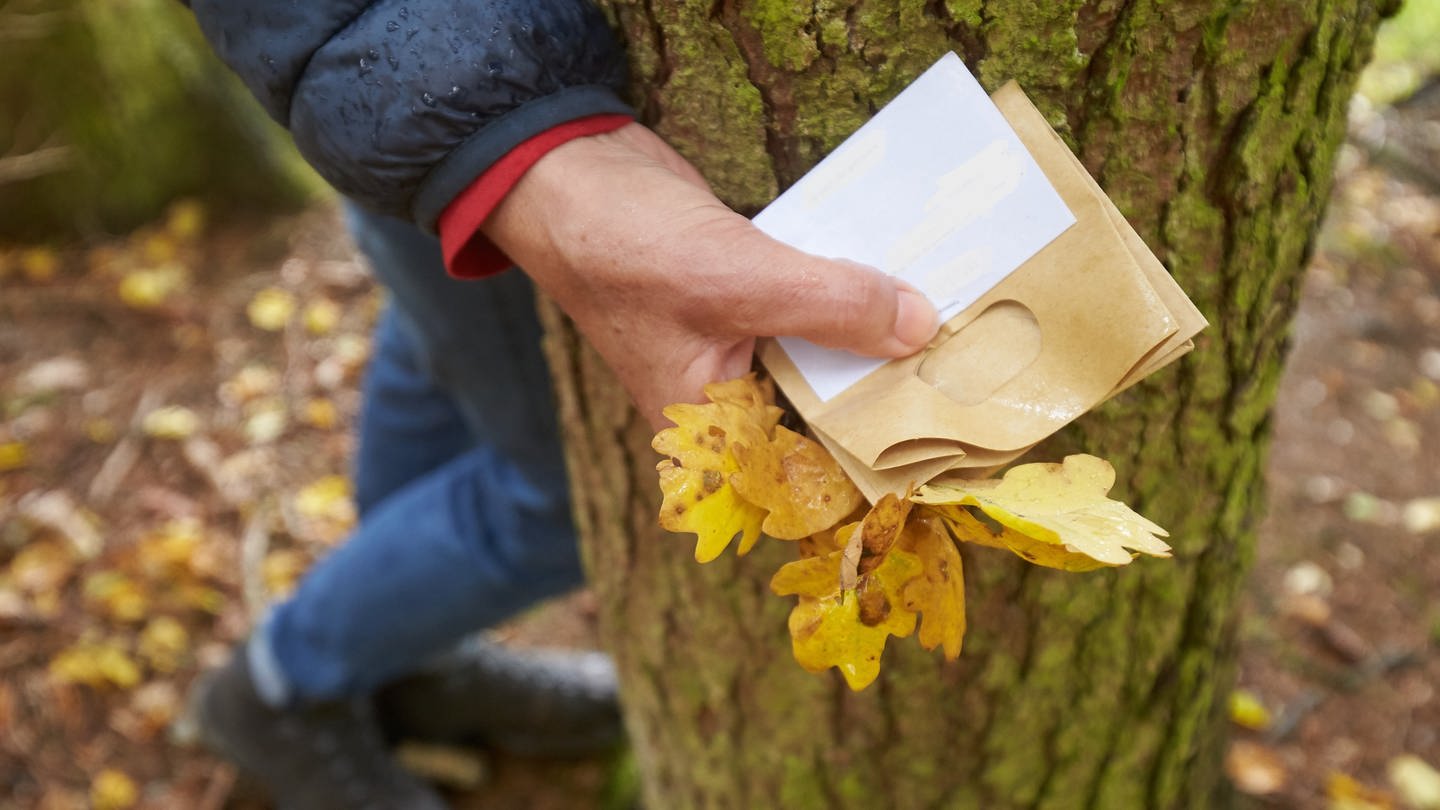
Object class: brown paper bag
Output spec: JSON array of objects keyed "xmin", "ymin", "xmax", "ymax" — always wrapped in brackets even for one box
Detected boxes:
[{"xmin": 759, "ymin": 82, "xmax": 1207, "ymax": 501}]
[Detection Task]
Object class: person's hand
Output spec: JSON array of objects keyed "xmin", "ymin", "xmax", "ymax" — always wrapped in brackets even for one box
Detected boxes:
[{"xmin": 482, "ymin": 122, "xmax": 938, "ymax": 428}]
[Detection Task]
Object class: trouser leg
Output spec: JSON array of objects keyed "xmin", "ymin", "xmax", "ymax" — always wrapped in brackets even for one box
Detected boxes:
[{"xmin": 249, "ymin": 204, "xmax": 581, "ymax": 705}]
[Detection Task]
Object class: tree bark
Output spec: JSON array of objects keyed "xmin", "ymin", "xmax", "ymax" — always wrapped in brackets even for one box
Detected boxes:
[{"xmin": 538, "ymin": 2, "xmax": 1394, "ymax": 807}]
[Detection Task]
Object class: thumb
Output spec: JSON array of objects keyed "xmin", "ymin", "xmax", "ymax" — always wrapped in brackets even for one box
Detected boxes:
[{"xmin": 704, "ymin": 226, "xmax": 939, "ymax": 357}]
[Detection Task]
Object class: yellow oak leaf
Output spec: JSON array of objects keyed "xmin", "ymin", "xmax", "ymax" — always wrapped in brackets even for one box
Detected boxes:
[
  {"xmin": 137, "ymin": 616, "xmax": 189, "ymax": 673},
  {"xmin": 91, "ymin": 768, "xmax": 139, "ymax": 810},
  {"xmin": 931, "ymin": 505, "xmax": 1111, "ymax": 572},
  {"xmin": 770, "ymin": 549, "xmax": 845, "ymax": 598},
  {"xmin": 165, "ymin": 199, "xmax": 206, "ymax": 241},
  {"xmin": 141, "ymin": 405, "xmax": 200, "ymax": 439},
  {"xmin": 786, "ymin": 548, "xmax": 921, "ymax": 690},
  {"xmin": 653, "ymin": 375, "xmax": 781, "ymax": 562},
  {"xmin": 731, "ymin": 425, "xmax": 863, "ymax": 540},
  {"xmin": 0, "ymin": 440, "xmax": 29, "ymax": 472},
  {"xmin": 899, "ymin": 515, "xmax": 967, "ymax": 659},
  {"xmin": 913, "ymin": 454, "xmax": 1170, "ymax": 566},
  {"xmin": 117, "ymin": 265, "xmax": 187, "ymax": 309},
  {"xmin": 247, "ymin": 287, "xmax": 296, "ymax": 331},
  {"xmin": 49, "ymin": 639, "xmax": 141, "ymax": 689},
  {"xmin": 304, "ymin": 297, "xmax": 343, "ymax": 335}
]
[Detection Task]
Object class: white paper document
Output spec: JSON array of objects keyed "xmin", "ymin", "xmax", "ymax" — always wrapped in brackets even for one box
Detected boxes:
[{"xmin": 753, "ymin": 52, "xmax": 1076, "ymax": 402}]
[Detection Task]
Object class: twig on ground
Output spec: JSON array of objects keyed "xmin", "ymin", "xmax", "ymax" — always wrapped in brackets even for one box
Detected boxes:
[
  {"xmin": 0, "ymin": 145, "xmax": 71, "ymax": 184},
  {"xmin": 239, "ymin": 500, "xmax": 274, "ymax": 620},
  {"xmin": 88, "ymin": 386, "xmax": 163, "ymax": 504},
  {"xmin": 1265, "ymin": 646, "xmax": 1423, "ymax": 743}
]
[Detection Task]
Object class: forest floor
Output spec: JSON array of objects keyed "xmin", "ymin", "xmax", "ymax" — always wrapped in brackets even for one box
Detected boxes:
[{"xmin": 3, "ymin": 43, "xmax": 1440, "ymax": 810}]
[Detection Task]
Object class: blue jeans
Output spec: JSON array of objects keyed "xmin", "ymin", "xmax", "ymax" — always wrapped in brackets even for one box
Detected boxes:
[{"xmin": 250, "ymin": 205, "xmax": 584, "ymax": 705}]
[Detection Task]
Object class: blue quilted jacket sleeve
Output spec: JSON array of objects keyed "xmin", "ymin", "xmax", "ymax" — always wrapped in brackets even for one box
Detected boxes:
[{"xmin": 188, "ymin": 0, "xmax": 632, "ymax": 230}]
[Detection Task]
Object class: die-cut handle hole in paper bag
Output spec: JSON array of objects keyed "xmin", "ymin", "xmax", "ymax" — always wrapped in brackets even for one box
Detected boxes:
[
  {"xmin": 756, "ymin": 63, "xmax": 1208, "ymax": 503},
  {"xmin": 917, "ymin": 300, "xmax": 1041, "ymax": 406}
]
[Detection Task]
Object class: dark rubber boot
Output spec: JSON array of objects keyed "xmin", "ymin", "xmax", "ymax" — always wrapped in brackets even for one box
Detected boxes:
[
  {"xmin": 193, "ymin": 651, "xmax": 449, "ymax": 810},
  {"xmin": 375, "ymin": 636, "xmax": 624, "ymax": 757}
]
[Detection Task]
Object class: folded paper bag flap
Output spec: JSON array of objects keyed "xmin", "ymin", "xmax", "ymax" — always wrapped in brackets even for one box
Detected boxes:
[
  {"xmin": 806, "ymin": 120, "xmax": 1178, "ymax": 462},
  {"xmin": 872, "ymin": 437, "xmax": 970, "ymax": 470},
  {"xmin": 811, "ymin": 426, "xmax": 965, "ymax": 502}
]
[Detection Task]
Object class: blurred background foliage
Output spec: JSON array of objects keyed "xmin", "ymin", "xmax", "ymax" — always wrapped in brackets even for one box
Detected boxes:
[
  {"xmin": 0, "ymin": 0, "xmax": 322, "ymax": 242},
  {"xmin": 1358, "ymin": 0, "xmax": 1440, "ymax": 104}
]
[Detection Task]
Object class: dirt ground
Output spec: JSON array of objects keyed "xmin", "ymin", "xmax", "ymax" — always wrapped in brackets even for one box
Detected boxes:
[{"xmin": 1, "ymin": 74, "xmax": 1438, "ymax": 810}]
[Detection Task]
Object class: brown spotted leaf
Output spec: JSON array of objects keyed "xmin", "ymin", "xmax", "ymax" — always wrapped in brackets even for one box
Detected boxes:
[
  {"xmin": 731, "ymin": 425, "xmax": 863, "ymax": 540},
  {"xmin": 898, "ymin": 515, "xmax": 967, "ymax": 659},
  {"xmin": 653, "ymin": 374, "xmax": 781, "ymax": 562}
]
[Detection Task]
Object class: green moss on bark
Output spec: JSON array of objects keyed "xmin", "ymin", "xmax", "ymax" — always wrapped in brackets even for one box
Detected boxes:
[{"xmin": 561, "ymin": 1, "xmax": 1392, "ymax": 808}]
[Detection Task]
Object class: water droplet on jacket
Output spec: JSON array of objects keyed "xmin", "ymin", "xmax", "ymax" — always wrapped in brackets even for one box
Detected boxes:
[
  {"xmin": 487, "ymin": 61, "xmax": 503, "ymax": 76},
  {"xmin": 448, "ymin": 85, "xmax": 460, "ymax": 96},
  {"xmin": 367, "ymin": 49, "xmax": 380, "ymax": 61},
  {"xmin": 264, "ymin": 56, "xmax": 277, "ymax": 70},
  {"xmin": 387, "ymin": 56, "xmax": 399, "ymax": 70},
  {"xmin": 421, "ymin": 92, "xmax": 437, "ymax": 107},
  {"xmin": 386, "ymin": 20, "xmax": 399, "ymax": 32},
  {"xmin": 398, "ymin": 6, "xmax": 408, "ymax": 18},
  {"xmin": 358, "ymin": 57, "xmax": 372, "ymax": 75}
]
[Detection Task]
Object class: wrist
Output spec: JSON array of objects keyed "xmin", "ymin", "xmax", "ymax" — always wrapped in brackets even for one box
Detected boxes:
[{"xmin": 439, "ymin": 114, "xmax": 633, "ymax": 279}]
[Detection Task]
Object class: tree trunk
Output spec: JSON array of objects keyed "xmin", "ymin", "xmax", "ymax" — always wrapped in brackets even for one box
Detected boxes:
[
  {"xmin": 0, "ymin": 0, "xmax": 317, "ymax": 240},
  {"xmin": 538, "ymin": 2, "xmax": 1394, "ymax": 807}
]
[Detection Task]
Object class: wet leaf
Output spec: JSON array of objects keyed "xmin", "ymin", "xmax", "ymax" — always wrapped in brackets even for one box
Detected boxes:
[
  {"xmin": 263, "ymin": 548, "xmax": 310, "ymax": 598},
  {"xmin": 134, "ymin": 520, "xmax": 203, "ymax": 580},
  {"xmin": 0, "ymin": 441, "xmax": 29, "ymax": 472},
  {"xmin": 913, "ymin": 455, "xmax": 1171, "ymax": 566},
  {"xmin": 20, "ymin": 247, "xmax": 59, "ymax": 282},
  {"xmin": 294, "ymin": 475, "xmax": 355, "ymax": 525},
  {"xmin": 83, "ymin": 572, "xmax": 149, "ymax": 624},
  {"xmin": 770, "ymin": 547, "xmax": 846, "ymax": 598},
  {"xmin": 246, "ymin": 287, "xmax": 296, "ymax": 331},
  {"xmin": 1402, "ymin": 497, "xmax": 1440, "ymax": 534},
  {"xmin": 932, "ymin": 505, "xmax": 1111, "ymax": 571},
  {"xmin": 899, "ymin": 516, "xmax": 966, "ymax": 659},
  {"xmin": 17, "ymin": 491, "xmax": 103, "ymax": 560},
  {"xmin": 17, "ymin": 357, "xmax": 90, "ymax": 395},
  {"xmin": 142, "ymin": 406, "xmax": 200, "ymax": 439},
  {"xmin": 50, "ymin": 640, "xmax": 141, "ymax": 689},
  {"xmin": 165, "ymin": 199, "xmax": 205, "ymax": 241},
  {"xmin": 730, "ymin": 425, "xmax": 862, "ymax": 540},
  {"xmin": 785, "ymin": 548, "xmax": 921, "ymax": 690},
  {"xmin": 243, "ymin": 401, "xmax": 289, "ymax": 445},
  {"xmin": 137, "ymin": 616, "xmax": 189, "ymax": 673},
  {"xmin": 1389, "ymin": 755, "xmax": 1440, "ymax": 810},
  {"xmin": 8, "ymin": 539, "xmax": 76, "ymax": 597},
  {"xmin": 128, "ymin": 681, "xmax": 182, "ymax": 737},
  {"xmin": 304, "ymin": 297, "xmax": 342, "ymax": 335},
  {"xmin": 90, "ymin": 768, "xmax": 138, "ymax": 810},
  {"xmin": 138, "ymin": 232, "xmax": 178, "ymax": 264},
  {"xmin": 117, "ymin": 265, "xmax": 186, "ymax": 309},
  {"xmin": 218, "ymin": 365, "xmax": 280, "ymax": 406},
  {"xmin": 842, "ymin": 493, "xmax": 912, "ymax": 590},
  {"xmin": 1228, "ymin": 689, "xmax": 1273, "ymax": 731},
  {"xmin": 1328, "ymin": 772, "xmax": 1396, "ymax": 810},
  {"xmin": 653, "ymin": 375, "xmax": 781, "ymax": 562},
  {"xmin": 1226, "ymin": 740, "xmax": 1289, "ymax": 796},
  {"xmin": 301, "ymin": 397, "xmax": 340, "ymax": 430}
]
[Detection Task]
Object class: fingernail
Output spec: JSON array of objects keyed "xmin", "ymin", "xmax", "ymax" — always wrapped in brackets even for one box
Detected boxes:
[{"xmin": 893, "ymin": 285, "xmax": 939, "ymax": 350}]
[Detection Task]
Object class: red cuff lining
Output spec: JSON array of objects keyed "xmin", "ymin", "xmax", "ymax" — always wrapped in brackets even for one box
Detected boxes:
[{"xmin": 438, "ymin": 113, "xmax": 634, "ymax": 279}]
